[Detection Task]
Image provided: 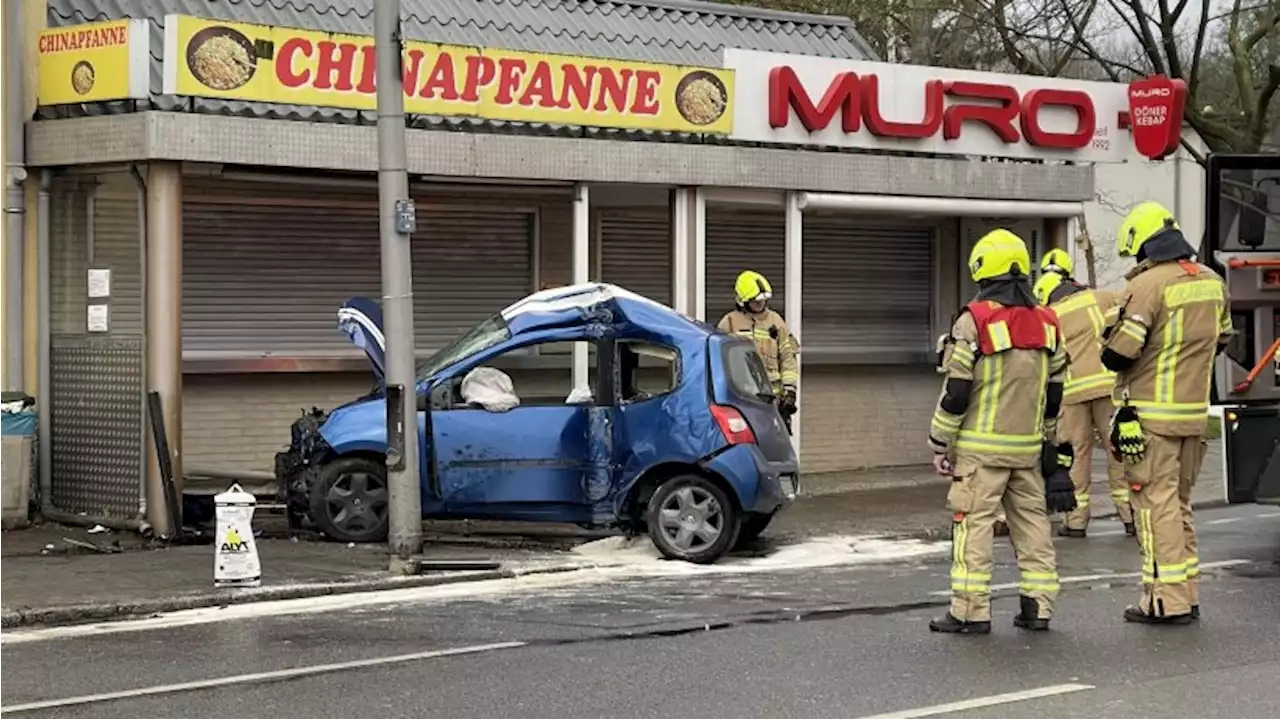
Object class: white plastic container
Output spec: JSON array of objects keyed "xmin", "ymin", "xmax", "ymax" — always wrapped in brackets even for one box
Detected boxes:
[{"xmin": 214, "ymin": 483, "xmax": 261, "ymax": 588}]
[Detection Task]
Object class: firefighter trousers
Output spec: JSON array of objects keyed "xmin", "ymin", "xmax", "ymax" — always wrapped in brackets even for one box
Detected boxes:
[
  {"xmin": 1130, "ymin": 433, "xmax": 1209, "ymax": 617},
  {"xmin": 1059, "ymin": 397, "xmax": 1132, "ymax": 529},
  {"xmin": 947, "ymin": 463, "xmax": 1059, "ymax": 622}
]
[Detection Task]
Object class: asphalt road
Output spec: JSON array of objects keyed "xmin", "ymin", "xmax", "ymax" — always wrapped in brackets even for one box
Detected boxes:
[{"xmin": 3, "ymin": 504, "xmax": 1278, "ymax": 719}]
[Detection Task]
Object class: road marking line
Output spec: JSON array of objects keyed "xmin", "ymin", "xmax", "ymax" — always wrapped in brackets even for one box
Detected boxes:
[
  {"xmin": 1256, "ymin": 512, "xmax": 1280, "ymax": 519},
  {"xmin": 855, "ymin": 683, "xmax": 1095, "ymax": 718},
  {"xmin": 928, "ymin": 559, "xmax": 1251, "ymax": 597},
  {"xmin": 0, "ymin": 641, "xmax": 526, "ymax": 715},
  {"xmin": 1207, "ymin": 517, "xmax": 1244, "ymax": 525}
]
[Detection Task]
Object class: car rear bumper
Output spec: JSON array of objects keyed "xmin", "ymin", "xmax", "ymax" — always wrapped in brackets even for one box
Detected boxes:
[{"xmin": 701, "ymin": 443, "xmax": 800, "ymax": 515}]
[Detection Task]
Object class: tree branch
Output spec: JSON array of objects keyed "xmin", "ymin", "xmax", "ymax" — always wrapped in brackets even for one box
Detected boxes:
[
  {"xmin": 1155, "ymin": 0, "xmax": 1185, "ymax": 80},
  {"xmin": 1121, "ymin": 0, "xmax": 1169, "ymax": 74},
  {"xmin": 1188, "ymin": 0, "xmax": 1211, "ymax": 96},
  {"xmin": 1248, "ymin": 64, "xmax": 1280, "ymax": 151},
  {"xmin": 1242, "ymin": 8, "xmax": 1280, "ymax": 52},
  {"xmin": 1179, "ymin": 136, "xmax": 1207, "ymax": 167}
]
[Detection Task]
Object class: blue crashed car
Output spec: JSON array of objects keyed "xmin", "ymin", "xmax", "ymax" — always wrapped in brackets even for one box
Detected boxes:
[{"xmin": 276, "ymin": 284, "xmax": 799, "ymax": 563}]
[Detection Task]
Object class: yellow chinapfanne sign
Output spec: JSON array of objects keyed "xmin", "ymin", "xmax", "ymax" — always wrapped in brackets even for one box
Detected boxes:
[
  {"xmin": 37, "ymin": 19, "xmax": 151, "ymax": 105},
  {"xmin": 162, "ymin": 14, "xmax": 734, "ymax": 134}
]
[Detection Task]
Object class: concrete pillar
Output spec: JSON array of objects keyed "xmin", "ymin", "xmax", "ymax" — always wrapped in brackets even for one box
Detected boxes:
[
  {"xmin": 572, "ymin": 183, "xmax": 589, "ymax": 390},
  {"xmin": 670, "ymin": 187, "xmax": 705, "ymax": 320},
  {"xmin": 784, "ymin": 192, "xmax": 802, "ymax": 459},
  {"xmin": 1046, "ymin": 217, "xmax": 1070, "ymax": 252},
  {"xmin": 145, "ymin": 162, "xmax": 182, "ymax": 533}
]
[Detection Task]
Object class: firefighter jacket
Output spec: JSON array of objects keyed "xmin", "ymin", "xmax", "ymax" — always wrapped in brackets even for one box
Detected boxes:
[
  {"xmin": 929, "ymin": 302, "xmax": 1068, "ymax": 468},
  {"xmin": 717, "ymin": 308, "xmax": 798, "ymax": 391},
  {"xmin": 1046, "ymin": 282, "xmax": 1120, "ymax": 404},
  {"xmin": 1101, "ymin": 259, "xmax": 1232, "ymax": 437}
]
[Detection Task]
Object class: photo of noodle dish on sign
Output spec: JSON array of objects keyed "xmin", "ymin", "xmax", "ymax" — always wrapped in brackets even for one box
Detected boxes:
[
  {"xmin": 675, "ymin": 70, "xmax": 727, "ymax": 126},
  {"xmin": 187, "ymin": 25, "xmax": 258, "ymax": 91},
  {"xmin": 71, "ymin": 60, "xmax": 95, "ymax": 95}
]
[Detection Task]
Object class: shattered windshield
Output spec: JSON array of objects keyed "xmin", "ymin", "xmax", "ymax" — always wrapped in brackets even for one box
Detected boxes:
[{"xmin": 416, "ymin": 314, "xmax": 511, "ymax": 382}]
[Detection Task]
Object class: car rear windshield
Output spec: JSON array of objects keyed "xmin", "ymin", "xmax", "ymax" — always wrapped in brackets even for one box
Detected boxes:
[{"xmin": 723, "ymin": 341, "xmax": 774, "ymax": 402}]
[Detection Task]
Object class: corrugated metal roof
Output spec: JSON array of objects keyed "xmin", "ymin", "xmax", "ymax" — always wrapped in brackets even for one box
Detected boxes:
[{"xmin": 41, "ymin": 0, "xmax": 873, "ymax": 136}]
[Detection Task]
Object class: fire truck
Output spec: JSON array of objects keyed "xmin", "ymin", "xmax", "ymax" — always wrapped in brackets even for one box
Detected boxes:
[{"xmin": 1203, "ymin": 153, "xmax": 1280, "ymax": 505}]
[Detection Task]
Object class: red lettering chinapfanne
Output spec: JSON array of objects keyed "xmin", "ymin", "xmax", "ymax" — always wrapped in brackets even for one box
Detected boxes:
[
  {"xmin": 272, "ymin": 37, "xmax": 663, "ymax": 117},
  {"xmin": 39, "ymin": 25, "xmax": 128, "ymax": 54}
]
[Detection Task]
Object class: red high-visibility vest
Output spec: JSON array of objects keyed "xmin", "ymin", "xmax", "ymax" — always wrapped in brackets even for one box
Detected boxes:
[{"xmin": 966, "ymin": 300, "xmax": 1061, "ymax": 355}]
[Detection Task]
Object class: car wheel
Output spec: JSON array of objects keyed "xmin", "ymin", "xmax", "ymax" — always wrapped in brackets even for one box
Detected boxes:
[
  {"xmin": 734, "ymin": 512, "xmax": 774, "ymax": 549},
  {"xmin": 310, "ymin": 456, "xmax": 390, "ymax": 543},
  {"xmin": 646, "ymin": 475, "xmax": 738, "ymax": 564}
]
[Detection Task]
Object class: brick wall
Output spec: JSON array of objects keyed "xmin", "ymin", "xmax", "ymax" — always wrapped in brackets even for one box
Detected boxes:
[{"xmin": 799, "ymin": 365, "xmax": 940, "ymax": 473}]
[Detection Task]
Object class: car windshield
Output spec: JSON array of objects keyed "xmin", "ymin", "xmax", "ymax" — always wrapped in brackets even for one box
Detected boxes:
[
  {"xmin": 415, "ymin": 314, "xmax": 512, "ymax": 381},
  {"xmin": 724, "ymin": 341, "xmax": 774, "ymax": 402}
]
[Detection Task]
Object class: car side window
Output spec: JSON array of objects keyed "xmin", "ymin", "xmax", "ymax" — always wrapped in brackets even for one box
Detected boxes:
[
  {"xmin": 617, "ymin": 341, "xmax": 679, "ymax": 405},
  {"xmin": 448, "ymin": 340, "xmax": 600, "ymax": 410}
]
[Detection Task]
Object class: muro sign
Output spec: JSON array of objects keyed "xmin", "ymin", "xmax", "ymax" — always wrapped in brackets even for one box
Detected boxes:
[{"xmin": 723, "ymin": 49, "xmax": 1140, "ymax": 164}]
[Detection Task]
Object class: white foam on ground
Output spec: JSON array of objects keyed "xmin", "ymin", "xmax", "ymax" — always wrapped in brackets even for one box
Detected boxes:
[{"xmin": 565, "ymin": 534, "xmax": 946, "ymax": 578}]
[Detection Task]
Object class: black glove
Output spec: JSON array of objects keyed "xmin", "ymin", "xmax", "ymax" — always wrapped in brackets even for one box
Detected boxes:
[
  {"xmin": 779, "ymin": 389, "xmax": 797, "ymax": 416},
  {"xmin": 1042, "ymin": 442, "xmax": 1077, "ymax": 514},
  {"xmin": 1109, "ymin": 405, "xmax": 1146, "ymax": 464}
]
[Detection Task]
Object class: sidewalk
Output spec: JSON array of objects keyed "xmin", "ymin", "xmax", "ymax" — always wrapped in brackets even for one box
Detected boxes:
[{"xmin": 1, "ymin": 441, "xmax": 1227, "ymax": 628}]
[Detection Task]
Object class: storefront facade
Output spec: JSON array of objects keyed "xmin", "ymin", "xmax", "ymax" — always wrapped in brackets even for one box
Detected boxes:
[{"xmin": 25, "ymin": 0, "xmax": 1181, "ymax": 528}]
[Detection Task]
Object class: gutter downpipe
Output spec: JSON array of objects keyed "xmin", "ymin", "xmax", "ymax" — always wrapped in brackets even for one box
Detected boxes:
[{"xmin": 4, "ymin": 0, "xmax": 26, "ymax": 390}]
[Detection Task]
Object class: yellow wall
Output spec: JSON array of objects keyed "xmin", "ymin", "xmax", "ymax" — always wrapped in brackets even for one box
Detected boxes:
[{"xmin": 0, "ymin": 1, "xmax": 45, "ymax": 391}]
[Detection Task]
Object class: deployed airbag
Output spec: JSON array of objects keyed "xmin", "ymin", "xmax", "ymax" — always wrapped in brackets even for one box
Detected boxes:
[{"xmin": 461, "ymin": 367, "xmax": 520, "ymax": 412}]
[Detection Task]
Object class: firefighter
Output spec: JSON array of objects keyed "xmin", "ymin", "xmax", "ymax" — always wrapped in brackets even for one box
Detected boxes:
[
  {"xmin": 928, "ymin": 229, "xmax": 1076, "ymax": 635},
  {"xmin": 1101, "ymin": 201, "xmax": 1232, "ymax": 625},
  {"xmin": 718, "ymin": 271, "xmax": 799, "ymax": 432},
  {"xmin": 1033, "ymin": 250, "xmax": 1135, "ymax": 538}
]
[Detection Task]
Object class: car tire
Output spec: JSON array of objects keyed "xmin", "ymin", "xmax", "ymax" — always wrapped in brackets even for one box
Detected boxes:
[
  {"xmin": 646, "ymin": 474, "xmax": 739, "ymax": 564},
  {"xmin": 734, "ymin": 512, "xmax": 774, "ymax": 549},
  {"xmin": 310, "ymin": 456, "xmax": 390, "ymax": 544}
]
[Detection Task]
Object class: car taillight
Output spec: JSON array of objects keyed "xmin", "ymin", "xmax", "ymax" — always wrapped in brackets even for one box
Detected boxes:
[{"xmin": 710, "ymin": 404, "xmax": 756, "ymax": 445}]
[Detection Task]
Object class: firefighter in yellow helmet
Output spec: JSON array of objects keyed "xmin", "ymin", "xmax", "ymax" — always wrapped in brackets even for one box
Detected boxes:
[
  {"xmin": 718, "ymin": 271, "xmax": 799, "ymax": 432},
  {"xmin": 1033, "ymin": 250, "xmax": 1135, "ymax": 538},
  {"xmin": 928, "ymin": 229, "xmax": 1075, "ymax": 635},
  {"xmin": 1101, "ymin": 201, "xmax": 1232, "ymax": 625}
]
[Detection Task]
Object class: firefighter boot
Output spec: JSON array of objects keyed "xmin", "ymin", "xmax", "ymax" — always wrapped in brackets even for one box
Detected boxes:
[
  {"xmin": 1123, "ymin": 605, "xmax": 1194, "ymax": 625},
  {"xmin": 1058, "ymin": 525, "xmax": 1086, "ymax": 538},
  {"xmin": 929, "ymin": 614, "xmax": 992, "ymax": 635},
  {"xmin": 1013, "ymin": 596, "xmax": 1050, "ymax": 631}
]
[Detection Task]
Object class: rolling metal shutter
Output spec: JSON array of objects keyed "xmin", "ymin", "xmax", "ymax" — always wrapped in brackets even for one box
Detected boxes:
[
  {"xmin": 183, "ymin": 179, "xmax": 534, "ymax": 357},
  {"xmin": 409, "ymin": 208, "xmax": 533, "ymax": 347},
  {"xmin": 705, "ymin": 210, "xmax": 786, "ymax": 326},
  {"xmin": 598, "ymin": 209, "xmax": 672, "ymax": 306},
  {"xmin": 803, "ymin": 217, "xmax": 934, "ymax": 353}
]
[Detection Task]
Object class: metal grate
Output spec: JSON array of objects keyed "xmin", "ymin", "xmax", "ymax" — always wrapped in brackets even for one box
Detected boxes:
[{"xmin": 49, "ymin": 337, "xmax": 144, "ymax": 519}]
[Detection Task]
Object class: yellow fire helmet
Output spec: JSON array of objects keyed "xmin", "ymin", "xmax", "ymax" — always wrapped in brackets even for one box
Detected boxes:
[
  {"xmin": 968, "ymin": 229, "xmax": 1031, "ymax": 283},
  {"xmin": 1040, "ymin": 248, "xmax": 1074, "ymax": 277},
  {"xmin": 1117, "ymin": 201, "xmax": 1179, "ymax": 258},
  {"xmin": 735, "ymin": 270, "xmax": 773, "ymax": 305},
  {"xmin": 1033, "ymin": 272, "xmax": 1064, "ymax": 306}
]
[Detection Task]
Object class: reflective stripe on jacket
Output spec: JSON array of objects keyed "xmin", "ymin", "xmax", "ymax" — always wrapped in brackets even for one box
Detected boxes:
[
  {"xmin": 717, "ymin": 309, "xmax": 798, "ymax": 390},
  {"xmin": 1049, "ymin": 287, "xmax": 1119, "ymax": 404},
  {"xmin": 930, "ymin": 308, "xmax": 1068, "ymax": 468},
  {"xmin": 1102, "ymin": 260, "xmax": 1231, "ymax": 436}
]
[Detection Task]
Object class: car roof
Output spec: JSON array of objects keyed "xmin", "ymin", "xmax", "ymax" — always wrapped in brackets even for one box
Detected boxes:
[{"xmin": 501, "ymin": 283, "xmax": 716, "ymax": 343}]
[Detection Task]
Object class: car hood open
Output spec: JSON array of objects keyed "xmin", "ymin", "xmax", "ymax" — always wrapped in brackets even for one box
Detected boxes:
[{"xmin": 337, "ymin": 297, "xmax": 386, "ymax": 384}]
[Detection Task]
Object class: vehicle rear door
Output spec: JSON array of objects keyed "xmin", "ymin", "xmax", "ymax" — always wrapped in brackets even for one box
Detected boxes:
[{"xmin": 708, "ymin": 334, "xmax": 796, "ymax": 463}]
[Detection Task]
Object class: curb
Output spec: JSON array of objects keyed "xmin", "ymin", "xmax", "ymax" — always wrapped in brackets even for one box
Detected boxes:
[{"xmin": 0, "ymin": 563, "xmax": 587, "ymax": 630}]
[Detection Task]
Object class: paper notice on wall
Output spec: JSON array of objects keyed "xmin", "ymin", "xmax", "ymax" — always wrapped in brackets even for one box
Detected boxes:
[
  {"xmin": 87, "ymin": 304, "xmax": 109, "ymax": 332},
  {"xmin": 88, "ymin": 268, "xmax": 112, "ymax": 298}
]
